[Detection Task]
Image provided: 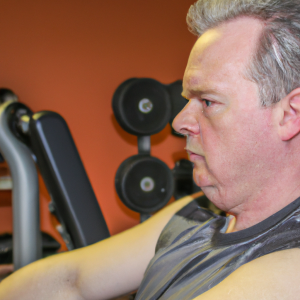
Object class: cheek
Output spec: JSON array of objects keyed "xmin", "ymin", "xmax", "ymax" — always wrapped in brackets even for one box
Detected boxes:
[{"xmin": 201, "ymin": 110, "xmax": 273, "ymax": 183}]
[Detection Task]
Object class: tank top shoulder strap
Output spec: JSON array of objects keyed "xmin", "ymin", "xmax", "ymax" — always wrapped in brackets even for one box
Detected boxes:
[{"xmin": 155, "ymin": 195, "xmax": 222, "ymax": 253}]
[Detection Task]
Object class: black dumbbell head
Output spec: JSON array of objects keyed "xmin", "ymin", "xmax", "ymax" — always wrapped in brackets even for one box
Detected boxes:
[
  {"xmin": 112, "ymin": 78, "xmax": 171, "ymax": 136},
  {"xmin": 115, "ymin": 155, "xmax": 174, "ymax": 213}
]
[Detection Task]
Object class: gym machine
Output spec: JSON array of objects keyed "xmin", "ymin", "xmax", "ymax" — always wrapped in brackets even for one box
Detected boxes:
[{"xmin": 0, "ymin": 92, "xmax": 110, "ymax": 270}]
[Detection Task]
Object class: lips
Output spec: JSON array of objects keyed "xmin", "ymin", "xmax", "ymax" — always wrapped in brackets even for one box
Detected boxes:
[{"xmin": 185, "ymin": 149, "xmax": 205, "ymax": 162}]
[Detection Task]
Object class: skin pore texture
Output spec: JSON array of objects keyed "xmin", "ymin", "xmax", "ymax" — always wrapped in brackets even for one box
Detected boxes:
[{"xmin": 173, "ymin": 16, "xmax": 300, "ymax": 232}]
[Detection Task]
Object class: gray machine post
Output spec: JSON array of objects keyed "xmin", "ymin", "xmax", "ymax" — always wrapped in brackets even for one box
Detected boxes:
[{"xmin": 0, "ymin": 101, "xmax": 41, "ymax": 270}]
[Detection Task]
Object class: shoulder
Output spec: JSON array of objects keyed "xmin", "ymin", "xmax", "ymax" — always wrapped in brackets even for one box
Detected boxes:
[
  {"xmin": 141, "ymin": 191, "xmax": 204, "ymax": 236},
  {"xmin": 194, "ymin": 248, "xmax": 300, "ymax": 300},
  {"xmin": 155, "ymin": 192, "xmax": 221, "ymax": 252}
]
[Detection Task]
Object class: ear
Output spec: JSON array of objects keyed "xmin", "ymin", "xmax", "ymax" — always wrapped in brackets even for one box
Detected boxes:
[{"xmin": 277, "ymin": 88, "xmax": 300, "ymax": 141}]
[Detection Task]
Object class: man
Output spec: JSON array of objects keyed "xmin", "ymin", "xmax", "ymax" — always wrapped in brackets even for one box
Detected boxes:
[{"xmin": 2, "ymin": 0, "xmax": 300, "ymax": 299}]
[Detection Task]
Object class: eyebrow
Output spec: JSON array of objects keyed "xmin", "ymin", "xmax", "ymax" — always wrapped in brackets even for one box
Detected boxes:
[{"xmin": 182, "ymin": 87, "xmax": 223, "ymax": 99}]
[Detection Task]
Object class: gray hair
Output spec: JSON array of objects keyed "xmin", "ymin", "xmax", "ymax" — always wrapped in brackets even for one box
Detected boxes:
[{"xmin": 187, "ymin": 0, "xmax": 300, "ymax": 106}]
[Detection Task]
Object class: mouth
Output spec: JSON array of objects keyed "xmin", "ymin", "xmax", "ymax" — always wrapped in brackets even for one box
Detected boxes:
[{"xmin": 185, "ymin": 149, "xmax": 205, "ymax": 162}]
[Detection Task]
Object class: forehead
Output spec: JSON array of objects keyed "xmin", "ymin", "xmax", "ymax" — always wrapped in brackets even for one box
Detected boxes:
[{"xmin": 183, "ymin": 17, "xmax": 264, "ymax": 98}]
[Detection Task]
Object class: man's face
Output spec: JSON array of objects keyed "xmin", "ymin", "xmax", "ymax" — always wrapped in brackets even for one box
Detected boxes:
[{"xmin": 173, "ymin": 17, "xmax": 281, "ymax": 213}]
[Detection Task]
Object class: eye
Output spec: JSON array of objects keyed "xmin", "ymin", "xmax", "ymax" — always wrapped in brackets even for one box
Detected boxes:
[{"xmin": 203, "ymin": 99, "xmax": 212, "ymax": 107}]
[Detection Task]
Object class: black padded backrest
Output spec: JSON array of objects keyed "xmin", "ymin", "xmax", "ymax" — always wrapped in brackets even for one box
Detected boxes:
[{"xmin": 29, "ymin": 111, "xmax": 110, "ymax": 248}]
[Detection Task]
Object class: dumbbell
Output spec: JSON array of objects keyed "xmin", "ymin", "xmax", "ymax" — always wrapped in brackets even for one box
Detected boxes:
[
  {"xmin": 112, "ymin": 78, "xmax": 172, "ymax": 136},
  {"xmin": 112, "ymin": 78, "xmax": 181, "ymax": 216},
  {"xmin": 112, "ymin": 78, "xmax": 187, "ymax": 137},
  {"xmin": 115, "ymin": 154, "xmax": 174, "ymax": 214}
]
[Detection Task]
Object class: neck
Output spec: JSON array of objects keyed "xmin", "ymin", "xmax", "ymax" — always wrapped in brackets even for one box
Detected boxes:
[{"xmin": 230, "ymin": 170, "xmax": 300, "ymax": 232}]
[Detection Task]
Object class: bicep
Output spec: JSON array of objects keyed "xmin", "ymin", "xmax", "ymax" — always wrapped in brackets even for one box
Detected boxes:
[
  {"xmin": 71, "ymin": 194, "xmax": 198, "ymax": 300},
  {"xmin": 193, "ymin": 248, "xmax": 300, "ymax": 300}
]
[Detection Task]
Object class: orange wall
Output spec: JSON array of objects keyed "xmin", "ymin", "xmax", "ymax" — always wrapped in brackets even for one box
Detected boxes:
[{"xmin": 0, "ymin": 0, "xmax": 197, "ymax": 236}]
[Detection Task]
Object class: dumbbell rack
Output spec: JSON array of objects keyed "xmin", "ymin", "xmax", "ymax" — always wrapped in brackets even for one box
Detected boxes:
[{"xmin": 113, "ymin": 78, "xmax": 188, "ymax": 221}]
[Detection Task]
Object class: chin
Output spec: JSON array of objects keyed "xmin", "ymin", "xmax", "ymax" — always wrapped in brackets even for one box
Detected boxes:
[
  {"xmin": 193, "ymin": 169, "xmax": 214, "ymax": 188},
  {"xmin": 200, "ymin": 186, "xmax": 229, "ymax": 212}
]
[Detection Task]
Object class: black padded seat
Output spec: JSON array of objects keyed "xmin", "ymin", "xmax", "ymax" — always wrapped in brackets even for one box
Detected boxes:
[{"xmin": 29, "ymin": 111, "xmax": 110, "ymax": 249}]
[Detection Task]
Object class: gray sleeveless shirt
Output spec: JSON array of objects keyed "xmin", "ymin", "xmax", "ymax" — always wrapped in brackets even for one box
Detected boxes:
[{"xmin": 135, "ymin": 195, "xmax": 300, "ymax": 300}]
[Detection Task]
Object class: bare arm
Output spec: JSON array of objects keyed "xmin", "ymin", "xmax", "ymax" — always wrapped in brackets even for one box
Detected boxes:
[
  {"xmin": 193, "ymin": 248, "xmax": 300, "ymax": 300},
  {"xmin": 0, "ymin": 194, "xmax": 198, "ymax": 300}
]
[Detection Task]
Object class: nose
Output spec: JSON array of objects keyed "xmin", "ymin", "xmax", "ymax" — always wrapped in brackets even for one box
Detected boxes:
[{"xmin": 172, "ymin": 99, "xmax": 200, "ymax": 136}]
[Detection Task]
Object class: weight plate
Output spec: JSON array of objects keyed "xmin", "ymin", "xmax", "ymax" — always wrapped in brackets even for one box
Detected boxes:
[
  {"xmin": 112, "ymin": 78, "xmax": 171, "ymax": 136},
  {"xmin": 115, "ymin": 155, "xmax": 174, "ymax": 213}
]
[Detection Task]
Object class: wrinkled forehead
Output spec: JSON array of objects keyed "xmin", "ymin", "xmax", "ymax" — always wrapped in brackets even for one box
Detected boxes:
[{"xmin": 183, "ymin": 17, "xmax": 264, "ymax": 98}]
